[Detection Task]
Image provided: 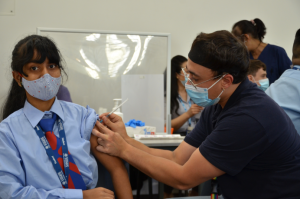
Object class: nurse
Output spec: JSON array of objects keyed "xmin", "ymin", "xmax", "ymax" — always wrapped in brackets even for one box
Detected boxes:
[
  {"xmin": 232, "ymin": 18, "xmax": 291, "ymax": 84},
  {"xmin": 170, "ymin": 55, "xmax": 203, "ymax": 136},
  {"xmin": 165, "ymin": 55, "xmax": 203, "ymax": 197},
  {"xmin": 266, "ymin": 29, "xmax": 300, "ymax": 135},
  {"xmin": 93, "ymin": 30, "xmax": 300, "ymax": 199},
  {"xmin": 247, "ymin": 60, "xmax": 269, "ymax": 91},
  {"xmin": 0, "ymin": 35, "xmax": 132, "ymax": 199}
]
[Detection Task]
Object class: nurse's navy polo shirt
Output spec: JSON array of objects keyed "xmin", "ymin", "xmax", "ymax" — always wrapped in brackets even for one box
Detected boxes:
[{"xmin": 184, "ymin": 78, "xmax": 300, "ymax": 199}]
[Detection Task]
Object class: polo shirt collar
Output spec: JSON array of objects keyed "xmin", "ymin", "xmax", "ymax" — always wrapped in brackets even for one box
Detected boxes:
[
  {"xmin": 23, "ymin": 97, "xmax": 65, "ymax": 128},
  {"xmin": 222, "ymin": 78, "xmax": 252, "ymax": 111}
]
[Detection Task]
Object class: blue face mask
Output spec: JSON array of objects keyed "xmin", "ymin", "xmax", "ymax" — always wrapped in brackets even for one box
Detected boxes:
[
  {"xmin": 185, "ymin": 75, "xmax": 225, "ymax": 107},
  {"xmin": 181, "ymin": 76, "xmax": 188, "ymax": 86},
  {"xmin": 258, "ymin": 78, "xmax": 269, "ymax": 91}
]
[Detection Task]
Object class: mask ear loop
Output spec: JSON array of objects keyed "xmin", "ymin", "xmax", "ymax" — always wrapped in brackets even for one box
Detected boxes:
[
  {"xmin": 217, "ymin": 88, "xmax": 225, "ymax": 98},
  {"xmin": 252, "ymin": 75, "xmax": 261, "ymax": 86},
  {"xmin": 17, "ymin": 72, "xmax": 23, "ymax": 87},
  {"xmin": 208, "ymin": 74, "xmax": 227, "ymax": 90}
]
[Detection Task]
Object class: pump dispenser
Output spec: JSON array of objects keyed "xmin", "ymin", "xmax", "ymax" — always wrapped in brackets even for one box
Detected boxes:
[{"xmin": 112, "ymin": 99, "xmax": 124, "ymax": 120}]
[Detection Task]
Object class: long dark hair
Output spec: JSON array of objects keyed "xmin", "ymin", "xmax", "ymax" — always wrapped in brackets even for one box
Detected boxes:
[
  {"xmin": 293, "ymin": 29, "xmax": 300, "ymax": 59},
  {"xmin": 232, "ymin": 18, "xmax": 266, "ymax": 42},
  {"xmin": 171, "ymin": 55, "xmax": 187, "ymax": 115},
  {"xmin": 1, "ymin": 35, "xmax": 67, "ymax": 120}
]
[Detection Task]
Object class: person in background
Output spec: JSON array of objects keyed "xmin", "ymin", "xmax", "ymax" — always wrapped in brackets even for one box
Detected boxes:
[
  {"xmin": 170, "ymin": 55, "xmax": 203, "ymax": 136},
  {"xmin": 247, "ymin": 60, "xmax": 269, "ymax": 91},
  {"xmin": 232, "ymin": 18, "xmax": 291, "ymax": 84},
  {"xmin": 57, "ymin": 85, "xmax": 72, "ymax": 102},
  {"xmin": 165, "ymin": 55, "xmax": 203, "ymax": 198},
  {"xmin": 0, "ymin": 35, "xmax": 132, "ymax": 199},
  {"xmin": 266, "ymin": 29, "xmax": 300, "ymax": 135}
]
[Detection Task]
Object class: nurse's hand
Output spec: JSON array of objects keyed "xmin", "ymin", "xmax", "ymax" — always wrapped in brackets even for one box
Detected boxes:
[
  {"xmin": 187, "ymin": 104, "xmax": 204, "ymax": 117},
  {"xmin": 98, "ymin": 113, "xmax": 130, "ymax": 140},
  {"xmin": 92, "ymin": 121, "xmax": 128, "ymax": 157},
  {"xmin": 83, "ymin": 187, "xmax": 114, "ymax": 199}
]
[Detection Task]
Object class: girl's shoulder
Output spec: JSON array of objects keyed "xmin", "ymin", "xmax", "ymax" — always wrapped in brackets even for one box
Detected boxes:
[
  {"xmin": 0, "ymin": 109, "xmax": 25, "ymax": 139},
  {"xmin": 58, "ymin": 100, "xmax": 97, "ymax": 119},
  {"xmin": 58, "ymin": 100, "xmax": 88, "ymax": 112},
  {"xmin": 1, "ymin": 108, "xmax": 24, "ymax": 125},
  {"xmin": 59, "ymin": 100, "xmax": 82, "ymax": 108}
]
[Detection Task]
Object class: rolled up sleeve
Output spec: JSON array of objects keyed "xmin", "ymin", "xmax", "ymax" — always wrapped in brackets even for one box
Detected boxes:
[{"xmin": 80, "ymin": 105, "xmax": 98, "ymax": 141}]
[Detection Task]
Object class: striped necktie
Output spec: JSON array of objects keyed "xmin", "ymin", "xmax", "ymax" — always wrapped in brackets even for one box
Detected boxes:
[{"xmin": 39, "ymin": 113, "xmax": 86, "ymax": 190}]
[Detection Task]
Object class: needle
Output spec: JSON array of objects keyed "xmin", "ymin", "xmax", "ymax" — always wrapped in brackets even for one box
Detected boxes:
[{"xmin": 97, "ymin": 98, "xmax": 128, "ymax": 123}]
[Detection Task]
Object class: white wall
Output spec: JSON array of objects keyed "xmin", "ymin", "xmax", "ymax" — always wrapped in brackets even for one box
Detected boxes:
[{"xmin": 1, "ymin": 0, "xmax": 299, "ymax": 108}]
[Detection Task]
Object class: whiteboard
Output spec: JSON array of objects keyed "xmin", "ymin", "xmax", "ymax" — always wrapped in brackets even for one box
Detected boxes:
[
  {"xmin": 121, "ymin": 74, "xmax": 164, "ymax": 132},
  {"xmin": 37, "ymin": 28, "xmax": 172, "ymax": 133}
]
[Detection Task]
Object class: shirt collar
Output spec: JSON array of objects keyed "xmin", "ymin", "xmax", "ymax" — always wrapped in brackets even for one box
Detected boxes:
[
  {"xmin": 293, "ymin": 65, "xmax": 300, "ymax": 70},
  {"xmin": 23, "ymin": 97, "xmax": 65, "ymax": 128},
  {"xmin": 222, "ymin": 78, "xmax": 253, "ymax": 112},
  {"xmin": 178, "ymin": 94, "xmax": 191, "ymax": 103}
]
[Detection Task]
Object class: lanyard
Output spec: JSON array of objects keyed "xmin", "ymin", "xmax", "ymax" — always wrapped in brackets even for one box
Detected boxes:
[
  {"xmin": 178, "ymin": 96, "xmax": 192, "ymax": 127},
  {"xmin": 211, "ymin": 177, "xmax": 218, "ymax": 199},
  {"xmin": 34, "ymin": 117, "xmax": 70, "ymax": 188}
]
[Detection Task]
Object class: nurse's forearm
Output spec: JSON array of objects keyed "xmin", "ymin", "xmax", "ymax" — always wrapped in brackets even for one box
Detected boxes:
[
  {"xmin": 120, "ymin": 144, "xmax": 203, "ymax": 190},
  {"xmin": 171, "ymin": 112, "xmax": 191, "ymax": 132},
  {"xmin": 124, "ymin": 136, "xmax": 176, "ymax": 162}
]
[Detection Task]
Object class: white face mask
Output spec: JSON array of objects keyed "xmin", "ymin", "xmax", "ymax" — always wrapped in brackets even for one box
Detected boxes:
[{"xmin": 22, "ymin": 73, "xmax": 61, "ymax": 101}]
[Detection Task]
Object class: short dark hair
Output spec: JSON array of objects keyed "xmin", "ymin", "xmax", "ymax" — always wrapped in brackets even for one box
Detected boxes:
[
  {"xmin": 232, "ymin": 18, "xmax": 266, "ymax": 42},
  {"xmin": 247, "ymin": 60, "xmax": 266, "ymax": 76},
  {"xmin": 293, "ymin": 29, "xmax": 300, "ymax": 59},
  {"xmin": 189, "ymin": 30, "xmax": 249, "ymax": 84}
]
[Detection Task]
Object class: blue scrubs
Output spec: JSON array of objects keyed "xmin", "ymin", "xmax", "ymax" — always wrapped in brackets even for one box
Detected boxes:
[{"xmin": 250, "ymin": 44, "xmax": 292, "ymax": 84}]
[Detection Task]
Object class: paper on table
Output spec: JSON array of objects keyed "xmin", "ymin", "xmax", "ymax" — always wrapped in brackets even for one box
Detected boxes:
[{"xmin": 134, "ymin": 134, "xmax": 184, "ymax": 140}]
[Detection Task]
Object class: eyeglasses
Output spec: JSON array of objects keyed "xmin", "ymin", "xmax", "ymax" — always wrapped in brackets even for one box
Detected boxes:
[
  {"xmin": 181, "ymin": 68, "xmax": 224, "ymax": 90},
  {"xmin": 181, "ymin": 67, "xmax": 188, "ymax": 76}
]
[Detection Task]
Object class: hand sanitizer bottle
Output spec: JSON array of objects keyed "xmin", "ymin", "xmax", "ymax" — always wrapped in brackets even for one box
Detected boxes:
[{"xmin": 112, "ymin": 99, "xmax": 124, "ymax": 120}]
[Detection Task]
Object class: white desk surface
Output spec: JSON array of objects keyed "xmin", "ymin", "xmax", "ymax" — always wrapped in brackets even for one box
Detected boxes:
[{"xmin": 135, "ymin": 137, "xmax": 184, "ymax": 147}]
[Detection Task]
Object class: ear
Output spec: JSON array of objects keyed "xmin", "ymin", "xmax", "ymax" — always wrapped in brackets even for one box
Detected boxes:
[
  {"xmin": 244, "ymin": 34, "xmax": 250, "ymax": 42},
  {"xmin": 221, "ymin": 74, "xmax": 233, "ymax": 90},
  {"xmin": 176, "ymin": 72, "xmax": 181, "ymax": 79},
  {"xmin": 248, "ymin": 75, "xmax": 255, "ymax": 82},
  {"xmin": 12, "ymin": 71, "xmax": 22, "ymax": 87}
]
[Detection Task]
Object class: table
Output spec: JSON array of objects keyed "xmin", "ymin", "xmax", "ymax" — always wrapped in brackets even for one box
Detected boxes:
[{"xmin": 137, "ymin": 138, "xmax": 184, "ymax": 147}]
